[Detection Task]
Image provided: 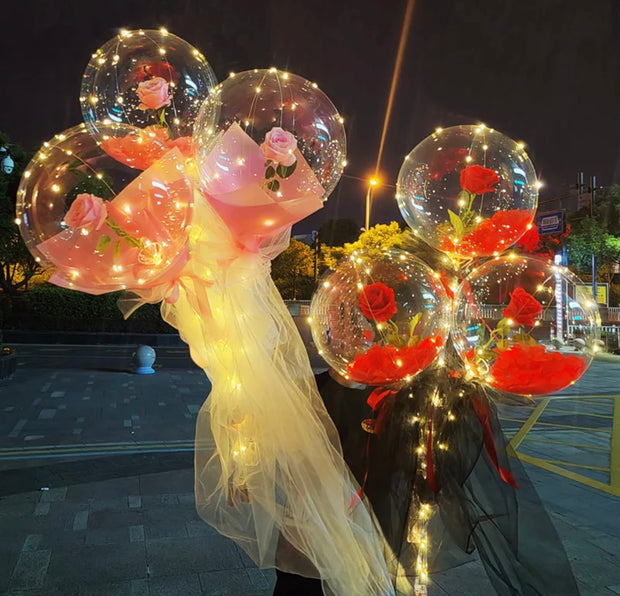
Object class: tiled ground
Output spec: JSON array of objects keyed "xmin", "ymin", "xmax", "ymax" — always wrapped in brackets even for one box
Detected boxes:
[{"xmin": 0, "ymin": 346, "xmax": 619, "ymax": 594}]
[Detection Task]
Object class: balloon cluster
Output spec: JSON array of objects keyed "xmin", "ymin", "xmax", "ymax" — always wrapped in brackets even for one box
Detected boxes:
[
  {"xmin": 17, "ymin": 29, "xmax": 346, "ymax": 296},
  {"xmin": 312, "ymin": 125, "xmax": 600, "ymax": 398}
]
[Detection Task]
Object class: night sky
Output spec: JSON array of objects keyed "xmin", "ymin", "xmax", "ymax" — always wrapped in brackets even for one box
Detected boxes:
[{"xmin": 2, "ymin": 0, "xmax": 619, "ymax": 233}]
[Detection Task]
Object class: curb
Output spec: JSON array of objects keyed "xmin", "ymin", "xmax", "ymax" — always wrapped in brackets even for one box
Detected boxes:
[{"xmin": 3, "ymin": 330, "xmax": 185, "ymax": 346}]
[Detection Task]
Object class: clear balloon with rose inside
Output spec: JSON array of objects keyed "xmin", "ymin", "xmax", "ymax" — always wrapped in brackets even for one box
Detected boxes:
[
  {"xmin": 192, "ymin": 68, "xmax": 347, "ymax": 250},
  {"xmin": 451, "ymin": 255, "xmax": 600, "ymax": 397},
  {"xmin": 310, "ymin": 250, "xmax": 451, "ymax": 388},
  {"xmin": 397, "ymin": 124, "xmax": 540, "ymax": 259},
  {"xmin": 16, "ymin": 123, "xmax": 193, "ymax": 297},
  {"xmin": 81, "ymin": 29, "xmax": 217, "ymax": 169}
]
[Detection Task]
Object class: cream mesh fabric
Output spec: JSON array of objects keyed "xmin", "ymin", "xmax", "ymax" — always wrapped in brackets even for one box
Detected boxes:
[{"xmin": 123, "ymin": 190, "xmax": 395, "ymax": 595}]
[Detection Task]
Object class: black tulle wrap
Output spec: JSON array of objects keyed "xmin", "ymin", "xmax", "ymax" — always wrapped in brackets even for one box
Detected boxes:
[{"xmin": 316, "ymin": 339, "xmax": 580, "ymax": 595}]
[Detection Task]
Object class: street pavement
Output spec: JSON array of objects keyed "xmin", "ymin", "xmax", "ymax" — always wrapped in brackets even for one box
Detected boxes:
[{"xmin": 0, "ymin": 344, "xmax": 619, "ymax": 594}]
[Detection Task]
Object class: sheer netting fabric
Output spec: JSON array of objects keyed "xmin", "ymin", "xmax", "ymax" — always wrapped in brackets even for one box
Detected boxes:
[
  {"xmin": 318, "ymin": 361, "xmax": 580, "ymax": 596},
  {"xmin": 121, "ymin": 191, "xmax": 394, "ymax": 596}
]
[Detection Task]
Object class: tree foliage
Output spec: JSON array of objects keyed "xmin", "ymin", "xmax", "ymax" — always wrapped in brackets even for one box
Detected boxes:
[
  {"xmin": 271, "ymin": 238, "xmax": 315, "ymax": 299},
  {"xmin": 321, "ymin": 222, "xmax": 405, "ymax": 270},
  {"xmin": 342, "ymin": 222, "xmax": 404, "ymax": 257},
  {"xmin": 567, "ymin": 185, "xmax": 620, "ymax": 281},
  {"xmin": 0, "ymin": 132, "xmax": 40, "ymax": 294}
]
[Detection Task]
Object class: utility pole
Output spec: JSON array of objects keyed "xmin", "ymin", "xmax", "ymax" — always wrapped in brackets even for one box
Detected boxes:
[
  {"xmin": 312, "ymin": 230, "xmax": 319, "ymax": 282},
  {"xmin": 591, "ymin": 174, "xmax": 597, "ymax": 303},
  {"xmin": 576, "ymin": 171, "xmax": 600, "ymax": 302}
]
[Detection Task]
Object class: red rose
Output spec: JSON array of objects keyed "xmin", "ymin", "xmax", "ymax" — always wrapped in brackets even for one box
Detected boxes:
[
  {"xmin": 347, "ymin": 336, "xmax": 443, "ymax": 386},
  {"xmin": 133, "ymin": 61, "xmax": 180, "ymax": 83},
  {"xmin": 502, "ymin": 287, "xmax": 542, "ymax": 327},
  {"xmin": 359, "ymin": 282, "xmax": 397, "ymax": 322},
  {"xmin": 489, "ymin": 344, "xmax": 587, "ymax": 395},
  {"xmin": 460, "ymin": 165, "xmax": 500, "ymax": 194}
]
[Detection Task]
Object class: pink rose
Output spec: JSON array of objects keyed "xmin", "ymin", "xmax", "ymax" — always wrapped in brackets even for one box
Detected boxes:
[
  {"xmin": 64, "ymin": 194, "xmax": 108, "ymax": 231},
  {"xmin": 260, "ymin": 127, "xmax": 297, "ymax": 166},
  {"xmin": 137, "ymin": 77, "xmax": 171, "ymax": 111}
]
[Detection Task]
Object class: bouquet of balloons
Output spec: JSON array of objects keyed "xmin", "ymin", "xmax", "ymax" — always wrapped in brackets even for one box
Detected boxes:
[
  {"xmin": 16, "ymin": 29, "xmax": 394, "ymax": 596},
  {"xmin": 309, "ymin": 125, "xmax": 600, "ymax": 594},
  {"xmin": 16, "ymin": 27, "xmax": 601, "ymax": 596}
]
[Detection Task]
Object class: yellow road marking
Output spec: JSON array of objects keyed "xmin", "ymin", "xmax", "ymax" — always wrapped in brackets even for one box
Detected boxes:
[
  {"xmin": 504, "ymin": 418, "xmax": 609, "ymax": 433},
  {"xmin": 538, "ymin": 394, "xmax": 619, "ymax": 400},
  {"xmin": 530, "ymin": 460, "xmax": 610, "ymax": 472},
  {"xmin": 516, "ymin": 453, "xmax": 620, "ymax": 497},
  {"xmin": 508, "ymin": 398, "xmax": 550, "ymax": 450},
  {"xmin": 505, "ymin": 394, "xmax": 619, "ymax": 495}
]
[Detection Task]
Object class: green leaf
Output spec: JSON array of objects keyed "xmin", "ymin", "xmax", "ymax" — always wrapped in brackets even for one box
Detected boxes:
[
  {"xmin": 513, "ymin": 333, "xmax": 538, "ymax": 346},
  {"xmin": 96, "ymin": 235, "xmax": 111, "ymax": 254},
  {"xmin": 448, "ymin": 209, "xmax": 465, "ymax": 238},
  {"xmin": 408, "ymin": 334, "xmax": 420, "ymax": 347},
  {"xmin": 266, "ymin": 179, "xmax": 280, "ymax": 192},
  {"xmin": 409, "ymin": 313, "xmax": 421, "ymax": 337},
  {"xmin": 265, "ymin": 166, "xmax": 276, "ymax": 179},
  {"xmin": 113, "ymin": 240, "xmax": 122, "ymax": 260},
  {"xmin": 276, "ymin": 160, "xmax": 297, "ymax": 178}
]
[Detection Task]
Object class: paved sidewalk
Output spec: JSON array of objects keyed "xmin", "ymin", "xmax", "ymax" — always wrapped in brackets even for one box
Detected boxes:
[{"xmin": 0, "ymin": 347, "xmax": 619, "ymax": 594}]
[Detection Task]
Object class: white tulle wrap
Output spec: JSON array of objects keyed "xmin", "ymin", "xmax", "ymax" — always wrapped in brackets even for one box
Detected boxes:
[{"xmin": 122, "ymin": 190, "xmax": 395, "ymax": 595}]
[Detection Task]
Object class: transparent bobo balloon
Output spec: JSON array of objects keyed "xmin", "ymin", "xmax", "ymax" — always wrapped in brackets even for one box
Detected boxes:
[
  {"xmin": 310, "ymin": 251, "xmax": 450, "ymax": 386},
  {"xmin": 193, "ymin": 68, "xmax": 347, "ymax": 199},
  {"xmin": 397, "ymin": 125, "xmax": 540, "ymax": 258},
  {"xmin": 16, "ymin": 123, "xmax": 193, "ymax": 293},
  {"xmin": 81, "ymin": 29, "xmax": 217, "ymax": 142},
  {"xmin": 452, "ymin": 255, "xmax": 600, "ymax": 396}
]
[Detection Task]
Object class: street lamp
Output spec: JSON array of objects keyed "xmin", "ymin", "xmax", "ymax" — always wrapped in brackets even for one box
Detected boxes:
[{"xmin": 365, "ymin": 177, "xmax": 379, "ymax": 230}]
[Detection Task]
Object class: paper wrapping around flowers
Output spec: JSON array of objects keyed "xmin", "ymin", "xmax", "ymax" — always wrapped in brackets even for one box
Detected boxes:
[
  {"xmin": 37, "ymin": 148, "xmax": 192, "ymax": 294},
  {"xmin": 198, "ymin": 122, "xmax": 324, "ymax": 249}
]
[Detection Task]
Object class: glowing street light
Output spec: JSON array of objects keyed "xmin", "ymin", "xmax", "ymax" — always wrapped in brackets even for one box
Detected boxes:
[{"xmin": 365, "ymin": 177, "xmax": 379, "ymax": 230}]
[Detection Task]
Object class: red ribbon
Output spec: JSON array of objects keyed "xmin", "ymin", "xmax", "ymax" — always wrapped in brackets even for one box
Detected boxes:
[
  {"xmin": 471, "ymin": 396, "xmax": 518, "ymax": 489},
  {"xmin": 349, "ymin": 387, "xmax": 398, "ymax": 511}
]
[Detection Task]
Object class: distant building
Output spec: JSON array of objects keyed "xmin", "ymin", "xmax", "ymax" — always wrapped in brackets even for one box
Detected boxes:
[{"xmin": 292, "ymin": 232, "xmax": 316, "ymax": 246}]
